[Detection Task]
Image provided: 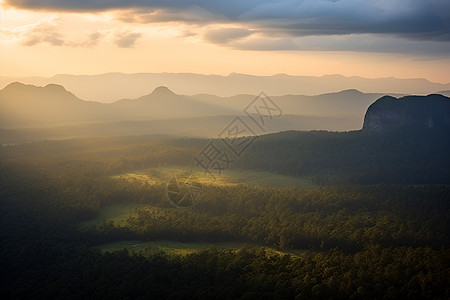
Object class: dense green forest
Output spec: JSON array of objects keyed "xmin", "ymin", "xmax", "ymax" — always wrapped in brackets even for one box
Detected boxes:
[
  {"xmin": 239, "ymin": 128, "xmax": 450, "ymax": 184},
  {"xmin": 1, "ymin": 131, "xmax": 449, "ymax": 299}
]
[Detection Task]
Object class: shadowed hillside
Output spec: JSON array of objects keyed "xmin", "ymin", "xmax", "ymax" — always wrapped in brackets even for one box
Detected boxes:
[
  {"xmin": 0, "ymin": 82, "xmax": 109, "ymax": 127},
  {"xmin": 0, "ymin": 83, "xmax": 394, "ymax": 140},
  {"xmin": 363, "ymin": 94, "xmax": 450, "ymax": 132}
]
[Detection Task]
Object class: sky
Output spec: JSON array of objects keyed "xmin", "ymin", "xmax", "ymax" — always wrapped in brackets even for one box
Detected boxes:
[{"xmin": 1, "ymin": 0, "xmax": 450, "ymax": 83}]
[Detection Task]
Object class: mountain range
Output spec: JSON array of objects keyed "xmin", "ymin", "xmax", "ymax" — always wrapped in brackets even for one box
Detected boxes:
[
  {"xmin": 1, "ymin": 73, "xmax": 449, "ymax": 103},
  {"xmin": 0, "ymin": 83, "xmax": 238, "ymax": 128},
  {"xmin": 0, "ymin": 82, "xmax": 392, "ymax": 127},
  {"xmin": 0, "ymin": 81, "xmax": 447, "ymax": 143}
]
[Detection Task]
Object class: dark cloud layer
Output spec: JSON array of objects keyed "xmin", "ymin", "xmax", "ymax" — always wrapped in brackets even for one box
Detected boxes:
[
  {"xmin": 5, "ymin": 0, "xmax": 450, "ymax": 41},
  {"xmin": 231, "ymin": 34, "xmax": 450, "ymax": 55},
  {"xmin": 5, "ymin": 0, "xmax": 450, "ymax": 55}
]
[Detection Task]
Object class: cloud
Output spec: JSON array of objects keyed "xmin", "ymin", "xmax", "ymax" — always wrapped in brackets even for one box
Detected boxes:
[
  {"xmin": 238, "ymin": 0, "xmax": 450, "ymax": 42},
  {"xmin": 4, "ymin": 0, "xmax": 450, "ymax": 41},
  {"xmin": 1, "ymin": 18, "xmax": 110, "ymax": 48},
  {"xmin": 3, "ymin": 0, "xmax": 257, "ymax": 18},
  {"xmin": 230, "ymin": 34, "xmax": 450, "ymax": 55},
  {"xmin": 179, "ymin": 29, "xmax": 197, "ymax": 38},
  {"xmin": 4, "ymin": 0, "xmax": 450, "ymax": 57},
  {"xmin": 114, "ymin": 31, "xmax": 142, "ymax": 48},
  {"xmin": 204, "ymin": 28, "xmax": 254, "ymax": 45},
  {"xmin": 85, "ymin": 31, "xmax": 104, "ymax": 47},
  {"xmin": 233, "ymin": 37, "xmax": 299, "ymax": 51},
  {"xmin": 116, "ymin": 8, "xmax": 217, "ymax": 25},
  {"xmin": 9, "ymin": 18, "xmax": 66, "ymax": 46}
]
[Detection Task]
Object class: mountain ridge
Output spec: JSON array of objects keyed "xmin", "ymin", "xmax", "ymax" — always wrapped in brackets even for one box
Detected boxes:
[
  {"xmin": 2, "ymin": 82, "xmax": 449, "ymax": 139},
  {"xmin": 1, "ymin": 73, "xmax": 449, "ymax": 103},
  {"xmin": 111, "ymin": 86, "xmax": 238, "ymax": 118}
]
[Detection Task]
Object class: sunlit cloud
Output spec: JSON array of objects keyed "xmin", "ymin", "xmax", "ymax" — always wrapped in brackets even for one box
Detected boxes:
[
  {"xmin": 21, "ymin": 20, "xmax": 63, "ymax": 46},
  {"xmin": 116, "ymin": 7, "xmax": 217, "ymax": 25},
  {"xmin": 114, "ymin": 31, "xmax": 142, "ymax": 48},
  {"xmin": 0, "ymin": 1, "xmax": 5, "ymax": 24},
  {"xmin": 204, "ymin": 27, "xmax": 254, "ymax": 45},
  {"xmin": 0, "ymin": 15, "xmax": 62, "ymax": 45},
  {"xmin": 179, "ymin": 29, "xmax": 197, "ymax": 38},
  {"xmin": 84, "ymin": 31, "xmax": 104, "ymax": 47}
]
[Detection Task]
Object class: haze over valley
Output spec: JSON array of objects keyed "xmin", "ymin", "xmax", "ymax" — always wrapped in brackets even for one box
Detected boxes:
[{"xmin": 2, "ymin": 77, "xmax": 448, "ymax": 143}]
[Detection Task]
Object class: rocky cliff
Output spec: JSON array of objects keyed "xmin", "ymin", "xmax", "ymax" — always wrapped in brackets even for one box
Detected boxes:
[{"xmin": 362, "ymin": 94, "xmax": 450, "ymax": 132}]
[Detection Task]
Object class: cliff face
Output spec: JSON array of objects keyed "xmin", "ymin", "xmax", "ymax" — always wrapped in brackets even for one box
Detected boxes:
[{"xmin": 363, "ymin": 94, "xmax": 450, "ymax": 132}]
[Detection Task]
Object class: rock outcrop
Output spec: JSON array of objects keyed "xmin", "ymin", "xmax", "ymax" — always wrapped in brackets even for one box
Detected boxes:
[{"xmin": 362, "ymin": 94, "xmax": 450, "ymax": 132}]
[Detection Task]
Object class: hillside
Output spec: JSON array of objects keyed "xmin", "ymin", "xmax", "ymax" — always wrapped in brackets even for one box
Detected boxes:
[
  {"xmin": 2, "ymin": 82, "xmax": 449, "ymax": 144},
  {"xmin": 0, "ymin": 82, "xmax": 110, "ymax": 127},
  {"xmin": 0, "ymin": 83, "xmax": 237, "ymax": 128},
  {"xmin": 363, "ymin": 94, "xmax": 450, "ymax": 132},
  {"xmin": 237, "ymin": 128, "xmax": 450, "ymax": 184},
  {"xmin": 0, "ymin": 82, "xmax": 386, "ymax": 137},
  {"xmin": 111, "ymin": 86, "xmax": 237, "ymax": 118}
]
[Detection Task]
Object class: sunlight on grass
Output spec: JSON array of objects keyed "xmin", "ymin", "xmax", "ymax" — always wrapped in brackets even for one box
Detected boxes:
[
  {"xmin": 95, "ymin": 240, "xmax": 250, "ymax": 255},
  {"xmin": 80, "ymin": 203, "xmax": 146, "ymax": 227},
  {"xmin": 112, "ymin": 165, "xmax": 316, "ymax": 188},
  {"xmin": 94, "ymin": 240, "xmax": 310, "ymax": 257}
]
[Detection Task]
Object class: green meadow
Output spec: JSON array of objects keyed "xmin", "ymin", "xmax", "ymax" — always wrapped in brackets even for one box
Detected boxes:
[
  {"xmin": 95, "ymin": 240, "xmax": 250, "ymax": 255},
  {"xmin": 113, "ymin": 165, "xmax": 316, "ymax": 188},
  {"xmin": 80, "ymin": 203, "xmax": 146, "ymax": 227},
  {"xmin": 94, "ymin": 240, "xmax": 312, "ymax": 258}
]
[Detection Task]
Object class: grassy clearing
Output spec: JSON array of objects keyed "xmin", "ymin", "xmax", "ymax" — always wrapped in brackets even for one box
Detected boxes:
[
  {"xmin": 94, "ymin": 240, "xmax": 309, "ymax": 257},
  {"xmin": 80, "ymin": 203, "xmax": 146, "ymax": 227},
  {"xmin": 83, "ymin": 167, "xmax": 315, "ymax": 230},
  {"xmin": 86, "ymin": 167, "xmax": 316, "ymax": 257},
  {"xmin": 95, "ymin": 240, "xmax": 251, "ymax": 256},
  {"xmin": 113, "ymin": 166, "xmax": 315, "ymax": 188}
]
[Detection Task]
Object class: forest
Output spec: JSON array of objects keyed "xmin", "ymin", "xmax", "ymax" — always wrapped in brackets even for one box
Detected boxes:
[{"xmin": 1, "ymin": 130, "xmax": 449, "ymax": 299}]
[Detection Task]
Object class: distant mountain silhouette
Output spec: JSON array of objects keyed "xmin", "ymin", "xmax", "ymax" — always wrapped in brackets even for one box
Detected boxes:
[
  {"xmin": 0, "ymin": 83, "xmax": 238, "ymax": 128},
  {"xmin": 363, "ymin": 94, "xmax": 450, "ymax": 132},
  {"xmin": 0, "ymin": 82, "xmax": 109, "ymax": 127},
  {"xmin": 0, "ymin": 82, "xmax": 388, "ymax": 129},
  {"xmin": 4, "ymin": 82, "xmax": 448, "ymax": 142},
  {"xmin": 111, "ymin": 86, "xmax": 237, "ymax": 118},
  {"xmin": 193, "ymin": 89, "xmax": 402, "ymax": 129},
  {"xmin": 1, "ymin": 73, "xmax": 449, "ymax": 103}
]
